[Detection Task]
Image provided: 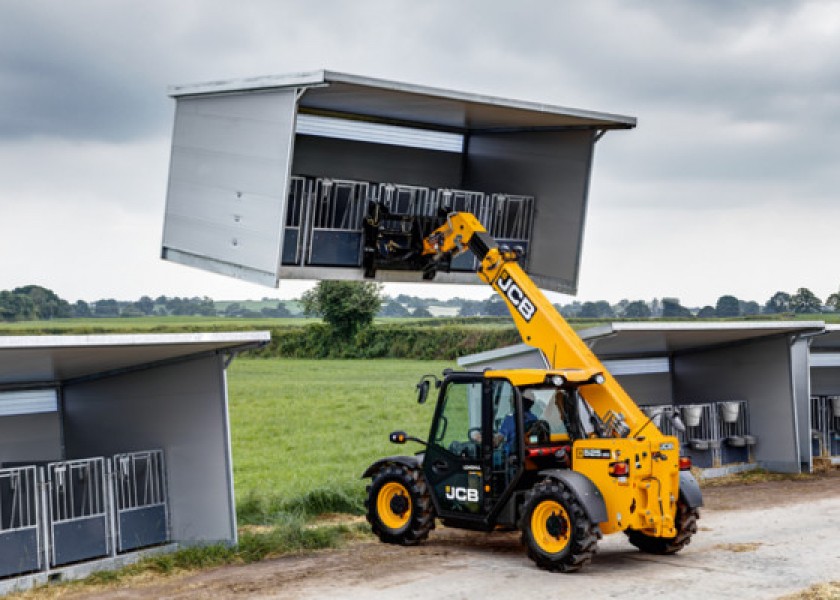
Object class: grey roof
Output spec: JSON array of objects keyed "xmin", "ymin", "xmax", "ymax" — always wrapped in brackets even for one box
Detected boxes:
[
  {"xmin": 169, "ymin": 70, "xmax": 636, "ymax": 133},
  {"xmin": 457, "ymin": 343, "xmax": 543, "ymax": 368},
  {"xmin": 810, "ymin": 324, "xmax": 840, "ymax": 351},
  {"xmin": 579, "ymin": 321, "xmax": 826, "ymax": 358},
  {"xmin": 0, "ymin": 332, "xmax": 270, "ymax": 387}
]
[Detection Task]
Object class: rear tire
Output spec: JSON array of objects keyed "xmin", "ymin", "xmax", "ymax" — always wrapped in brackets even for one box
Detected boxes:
[
  {"xmin": 520, "ymin": 479, "xmax": 599, "ymax": 572},
  {"xmin": 625, "ymin": 500, "xmax": 699, "ymax": 555},
  {"xmin": 365, "ymin": 464, "xmax": 434, "ymax": 545}
]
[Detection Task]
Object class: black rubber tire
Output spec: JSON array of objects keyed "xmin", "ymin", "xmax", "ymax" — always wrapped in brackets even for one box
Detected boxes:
[
  {"xmin": 520, "ymin": 479, "xmax": 599, "ymax": 572},
  {"xmin": 625, "ymin": 500, "xmax": 699, "ymax": 555},
  {"xmin": 365, "ymin": 464, "xmax": 435, "ymax": 545}
]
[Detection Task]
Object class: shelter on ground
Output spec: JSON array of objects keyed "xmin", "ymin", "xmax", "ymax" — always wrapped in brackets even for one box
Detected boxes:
[
  {"xmin": 0, "ymin": 331, "xmax": 268, "ymax": 589},
  {"xmin": 458, "ymin": 321, "xmax": 833, "ymax": 475}
]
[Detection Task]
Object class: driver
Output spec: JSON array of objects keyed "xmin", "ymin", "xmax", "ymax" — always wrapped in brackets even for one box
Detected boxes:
[{"xmin": 498, "ymin": 389, "xmax": 539, "ymax": 456}]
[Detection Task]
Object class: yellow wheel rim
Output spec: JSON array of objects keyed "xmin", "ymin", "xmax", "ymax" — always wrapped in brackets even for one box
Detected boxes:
[
  {"xmin": 378, "ymin": 482, "xmax": 412, "ymax": 530},
  {"xmin": 531, "ymin": 500, "xmax": 571, "ymax": 554}
]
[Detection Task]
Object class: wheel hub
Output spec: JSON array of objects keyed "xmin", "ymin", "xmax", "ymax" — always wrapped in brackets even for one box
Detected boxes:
[
  {"xmin": 390, "ymin": 494, "xmax": 409, "ymax": 516},
  {"xmin": 546, "ymin": 513, "xmax": 568, "ymax": 539}
]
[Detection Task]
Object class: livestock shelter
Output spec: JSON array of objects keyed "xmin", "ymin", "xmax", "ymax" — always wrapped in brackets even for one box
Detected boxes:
[
  {"xmin": 0, "ymin": 331, "xmax": 268, "ymax": 589},
  {"xmin": 161, "ymin": 70, "xmax": 635, "ymax": 295},
  {"xmin": 810, "ymin": 325, "xmax": 840, "ymax": 465},
  {"xmin": 458, "ymin": 322, "xmax": 826, "ymax": 476}
]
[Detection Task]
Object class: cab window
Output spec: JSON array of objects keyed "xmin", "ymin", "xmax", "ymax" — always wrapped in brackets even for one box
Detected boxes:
[
  {"xmin": 526, "ymin": 388, "xmax": 569, "ymax": 438},
  {"xmin": 434, "ymin": 381, "xmax": 481, "ymax": 453}
]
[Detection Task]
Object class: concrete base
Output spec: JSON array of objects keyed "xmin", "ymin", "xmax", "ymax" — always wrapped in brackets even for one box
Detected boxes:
[
  {"xmin": 0, "ymin": 543, "xmax": 178, "ymax": 595},
  {"xmin": 698, "ymin": 462, "xmax": 760, "ymax": 480}
]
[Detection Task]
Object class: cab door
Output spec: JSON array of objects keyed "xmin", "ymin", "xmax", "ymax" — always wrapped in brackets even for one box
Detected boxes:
[{"xmin": 423, "ymin": 374, "xmax": 520, "ymax": 524}]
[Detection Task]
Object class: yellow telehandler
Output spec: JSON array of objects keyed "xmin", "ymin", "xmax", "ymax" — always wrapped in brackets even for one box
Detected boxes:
[{"xmin": 362, "ymin": 211, "xmax": 702, "ymax": 572}]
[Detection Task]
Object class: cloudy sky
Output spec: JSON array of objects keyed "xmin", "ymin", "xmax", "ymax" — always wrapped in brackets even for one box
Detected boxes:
[{"xmin": 1, "ymin": 1, "xmax": 838, "ymax": 307}]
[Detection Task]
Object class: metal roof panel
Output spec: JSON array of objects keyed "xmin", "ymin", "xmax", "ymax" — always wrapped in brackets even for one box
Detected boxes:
[
  {"xmin": 0, "ymin": 332, "xmax": 270, "ymax": 386},
  {"xmin": 169, "ymin": 70, "xmax": 636, "ymax": 132},
  {"xmin": 579, "ymin": 321, "xmax": 825, "ymax": 358}
]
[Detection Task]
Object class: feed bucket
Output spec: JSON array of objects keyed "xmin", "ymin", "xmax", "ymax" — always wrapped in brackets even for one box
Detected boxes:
[
  {"xmin": 720, "ymin": 401, "xmax": 740, "ymax": 423},
  {"xmin": 682, "ymin": 405, "xmax": 702, "ymax": 427}
]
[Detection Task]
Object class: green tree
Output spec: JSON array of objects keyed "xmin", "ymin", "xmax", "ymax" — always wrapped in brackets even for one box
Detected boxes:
[
  {"xmin": 482, "ymin": 295, "xmax": 510, "ymax": 317},
  {"xmin": 0, "ymin": 291, "xmax": 36, "ymax": 321},
  {"xmin": 93, "ymin": 299, "xmax": 120, "ymax": 317},
  {"xmin": 301, "ymin": 281, "xmax": 383, "ymax": 338},
  {"xmin": 457, "ymin": 299, "xmax": 484, "ymax": 317},
  {"xmin": 261, "ymin": 302, "xmax": 292, "ymax": 318},
  {"xmin": 697, "ymin": 306, "xmax": 716, "ymax": 318},
  {"xmin": 580, "ymin": 301, "xmax": 614, "ymax": 318},
  {"xmin": 790, "ymin": 288, "xmax": 822, "ymax": 314},
  {"xmin": 740, "ymin": 300, "xmax": 760, "ymax": 316},
  {"xmin": 13, "ymin": 285, "xmax": 71, "ymax": 319},
  {"xmin": 763, "ymin": 291, "xmax": 791, "ymax": 314},
  {"xmin": 379, "ymin": 300, "xmax": 410, "ymax": 318},
  {"xmin": 826, "ymin": 290, "xmax": 840, "ymax": 312},
  {"xmin": 72, "ymin": 300, "xmax": 92, "ymax": 318},
  {"xmin": 661, "ymin": 298, "xmax": 692, "ymax": 318},
  {"xmin": 135, "ymin": 296, "xmax": 155, "ymax": 316},
  {"xmin": 412, "ymin": 306, "xmax": 433, "ymax": 318},
  {"xmin": 623, "ymin": 300, "xmax": 652, "ymax": 318},
  {"xmin": 715, "ymin": 295, "xmax": 741, "ymax": 318}
]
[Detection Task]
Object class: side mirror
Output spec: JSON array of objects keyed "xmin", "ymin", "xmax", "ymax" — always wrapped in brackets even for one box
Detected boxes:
[
  {"xmin": 416, "ymin": 380, "xmax": 430, "ymax": 405},
  {"xmin": 415, "ymin": 374, "xmax": 440, "ymax": 404}
]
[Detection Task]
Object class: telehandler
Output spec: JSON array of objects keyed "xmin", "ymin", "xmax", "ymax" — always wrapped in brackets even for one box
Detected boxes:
[{"xmin": 362, "ymin": 211, "xmax": 702, "ymax": 572}]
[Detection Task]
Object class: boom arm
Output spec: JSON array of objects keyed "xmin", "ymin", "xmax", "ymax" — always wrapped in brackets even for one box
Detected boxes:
[{"xmin": 422, "ymin": 212, "xmax": 654, "ymax": 435}]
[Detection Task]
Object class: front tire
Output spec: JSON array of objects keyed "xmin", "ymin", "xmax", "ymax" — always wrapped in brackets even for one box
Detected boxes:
[
  {"xmin": 365, "ymin": 464, "xmax": 434, "ymax": 545},
  {"xmin": 625, "ymin": 500, "xmax": 699, "ymax": 554},
  {"xmin": 520, "ymin": 479, "xmax": 599, "ymax": 572}
]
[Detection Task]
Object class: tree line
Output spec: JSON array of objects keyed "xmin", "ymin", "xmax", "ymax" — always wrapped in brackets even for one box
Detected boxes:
[{"xmin": 0, "ymin": 283, "xmax": 838, "ymax": 323}]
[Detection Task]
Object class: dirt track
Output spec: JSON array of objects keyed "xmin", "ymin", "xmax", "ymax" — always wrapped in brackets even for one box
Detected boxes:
[{"xmin": 77, "ymin": 473, "xmax": 840, "ymax": 600}]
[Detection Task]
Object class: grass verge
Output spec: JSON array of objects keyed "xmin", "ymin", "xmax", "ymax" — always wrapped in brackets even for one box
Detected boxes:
[{"xmin": 10, "ymin": 517, "xmax": 370, "ymax": 599}]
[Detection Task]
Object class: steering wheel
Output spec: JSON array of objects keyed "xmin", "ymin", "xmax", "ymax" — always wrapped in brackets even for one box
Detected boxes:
[{"xmin": 525, "ymin": 420, "xmax": 551, "ymax": 444}]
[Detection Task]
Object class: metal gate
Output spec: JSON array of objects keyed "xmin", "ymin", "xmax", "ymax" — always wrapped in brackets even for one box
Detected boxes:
[
  {"xmin": 306, "ymin": 178, "xmax": 368, "ymax": 267},
  {"xmin": 282, "ymin": 176, "xmax": 310, "ymax": 266},
  {"xmin": 490, "ymin": 194, "xmax": 534, "ymax": 269},
  {"xmin": 812, "ymin": 396, "xmax": 840, "ymax": 457},
  {"xmin": 47, "ymin": 458, "xmax": 109, "ymax": 566},
  {"xmin": 113, "ymin": 450, "xmax": 168, "ymax": 553},
  {"xmin": 0, "ymin": 466, "xmax": 40, "ymax": 577}
]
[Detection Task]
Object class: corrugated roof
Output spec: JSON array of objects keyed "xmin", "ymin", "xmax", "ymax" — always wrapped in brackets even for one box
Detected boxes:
[
  {"xmin": 0, "ymin": 332, "xmax": 270, "ymax": 386},
  {"xmin": 169, "ymin": 70, "xmax": 636, "ymax": 133}
]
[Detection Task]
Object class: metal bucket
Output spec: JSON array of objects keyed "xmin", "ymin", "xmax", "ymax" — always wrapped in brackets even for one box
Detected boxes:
[
  {"xmin": 682, "ymin": 405, "xmax": 703, "ymax": 428},
  {"xmin": 720, "ymin": 401, "xmax": 740, "ymax": 424}
]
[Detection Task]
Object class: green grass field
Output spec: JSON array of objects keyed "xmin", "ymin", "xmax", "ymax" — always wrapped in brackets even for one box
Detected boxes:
[{"xmin": 226, "ymin": 358, "xmax": 452, "ymax": 520}]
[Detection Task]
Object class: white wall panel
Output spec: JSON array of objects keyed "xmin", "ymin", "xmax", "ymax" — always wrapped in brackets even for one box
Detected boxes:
[
  {"xmin": 62, "ymin": 356, "xmax": 236, "ymax": 545},
  {"xmin": 163, "ymin": 90, "xmax": 298, "ymax": 285}
]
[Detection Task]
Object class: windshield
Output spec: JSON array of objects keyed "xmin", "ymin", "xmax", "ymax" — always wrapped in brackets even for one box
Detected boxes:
[{"xmin": 521, "ymin": 388, "xmax": 569, "ymax": 437}]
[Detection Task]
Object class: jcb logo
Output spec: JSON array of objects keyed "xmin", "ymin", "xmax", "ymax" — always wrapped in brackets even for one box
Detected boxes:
[
  {"xmin": 498, "ymin": 272, "xmax": 536, "ymax": 322},
  {"xmin": 445, "ymin": 486, "xmax": 479, "ymax": 502}
]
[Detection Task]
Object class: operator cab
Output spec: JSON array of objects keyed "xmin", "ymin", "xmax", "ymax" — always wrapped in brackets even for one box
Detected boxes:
[{"xmin": 419, "ymin": 368, "xmax": 616, "ymax": 529}]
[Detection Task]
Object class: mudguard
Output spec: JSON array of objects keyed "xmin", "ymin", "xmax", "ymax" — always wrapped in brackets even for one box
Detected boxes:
[
  {"xmin": 361, "ymin": 454, "xmax": 423, "ymax": 479},
  {"xmin": 679, "ymin": 470, "xmax": 704, "ymax": 508},
  {"xmin": 538, "ymin": 469, "xmax": 608, "ymax": 525}
]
